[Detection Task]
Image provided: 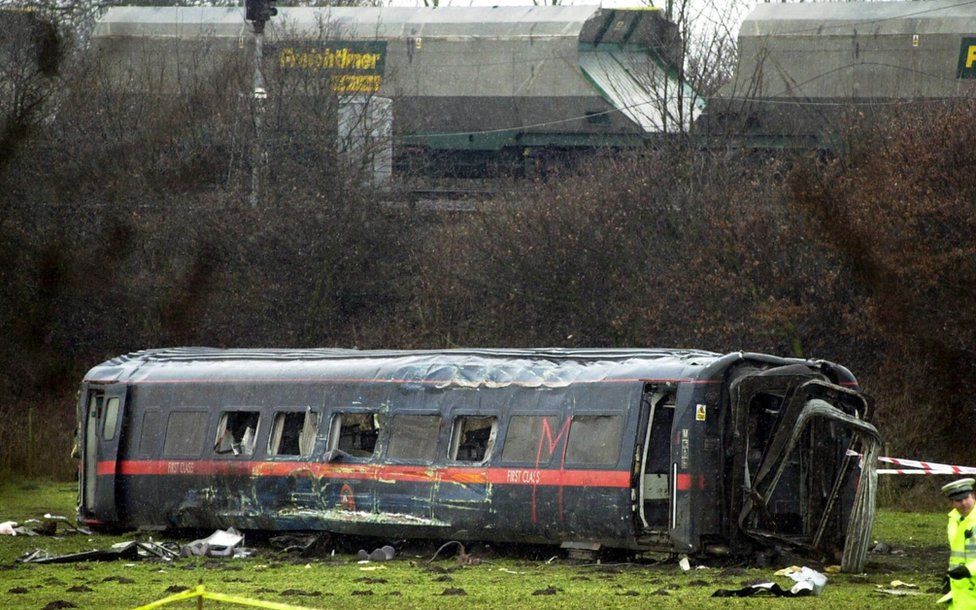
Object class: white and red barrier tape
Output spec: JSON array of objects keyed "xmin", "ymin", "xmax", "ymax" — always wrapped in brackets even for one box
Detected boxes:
[{"xmin": 846, "ymin": 450, "xmax": 976, "ymax": 475}]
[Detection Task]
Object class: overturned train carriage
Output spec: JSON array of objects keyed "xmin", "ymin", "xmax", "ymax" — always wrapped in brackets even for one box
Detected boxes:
[{"xmin": 78, "ymin": 348, "xmax": 879, "ymax": 570}]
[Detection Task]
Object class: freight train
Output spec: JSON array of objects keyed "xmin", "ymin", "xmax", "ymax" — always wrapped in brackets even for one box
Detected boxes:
[
  {"xmin": 77, "ymin": 347, "xmax": 880, "ymax": 571},
  {"xmin": 90, "ymin": 6, "xmax": 701, "ymax": 174},
  {"xmin": 87, "ymin": 0, "xmax": 976, "ymax": 168}
]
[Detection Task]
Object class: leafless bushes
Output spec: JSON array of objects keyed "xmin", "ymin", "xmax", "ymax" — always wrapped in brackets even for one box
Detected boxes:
[{"xmin": 789, "ymin": 101, "xmax": 976, "ymax": 465}]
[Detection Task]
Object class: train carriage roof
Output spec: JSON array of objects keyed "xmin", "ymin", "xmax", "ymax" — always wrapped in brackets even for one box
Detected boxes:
[
  {"xmin": 84, "ymin": 347, "xmax": 727, "ymax": 388},
  {"xmin": 93, "ymin": 6, "xmax": 637, "ymax": 40},
  {"xmin": 740, "ymin": 0, "xmax": 976, "ymax": 37}
]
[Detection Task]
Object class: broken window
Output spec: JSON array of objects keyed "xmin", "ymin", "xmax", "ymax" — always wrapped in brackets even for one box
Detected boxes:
[
  {"xmin": 328, "ymin": 412, "xmax": 380, "ymax": 458},
  {"xmin": 163, "ymin": 410, "xmax": 208, "ymax": 458},
  {"xmin": 500, "ymin": 415, "xmax": 552, "ymax": 464},
  {"xmin": 213, "ymin": 411, "xmax": 261, "ymax": 456},
  {"xmin": 102, "ymin": 397, "xmax": 120, "ymax": 441},
  {"xmin": 450, "ymin": 416, "xmax": 497, "ymax": 462},
  {"xmin": 268, "ymin": 410, "xmax": 319, "ymax": 457},
  {"xmin": 387, "ymin": 415, "xmax": 440, "ymax": 461},
  {"xmin": 138, "ymin": 410, "xmax": 161, "ymax": 457},
  {"xmin": 565, "ymin": 415, "xmax": 623, "ymax": 466}
]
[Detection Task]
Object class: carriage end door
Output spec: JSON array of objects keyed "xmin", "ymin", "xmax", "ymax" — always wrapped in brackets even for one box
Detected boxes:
[{"xmin": 83, "ymin": 384, "xmax": 127, "ymax": 523}]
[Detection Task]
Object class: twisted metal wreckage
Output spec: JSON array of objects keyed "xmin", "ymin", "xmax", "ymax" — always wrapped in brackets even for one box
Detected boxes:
[{"xmin": 76, "ymin": 348, "xmax": 880, "ymax": 571}]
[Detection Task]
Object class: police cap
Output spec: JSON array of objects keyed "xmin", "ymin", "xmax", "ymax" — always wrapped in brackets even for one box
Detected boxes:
[{"xmin": 942, "ymin": 478, "xmax": 976, "ymax": 500}]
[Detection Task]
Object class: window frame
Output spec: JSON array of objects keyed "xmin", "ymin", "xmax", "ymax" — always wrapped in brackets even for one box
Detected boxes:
[
  {"xmin": 138, "ymin": 408, "xmax": 162, "ymax": 458},
  {"xmin": 448, "ymin": 414, "xmax": 498, "ymax": 464},
  {"xmin": 162, "ymin": 409, "xmax": 210, "ymax": 459},
  {"xmin": 212, "ymin": 408, "xmax": 263, "ymax": 458},
  {"xmin": 384, "ymin": 411, "xmax": 442, "ymax": 463},
  {"xmin": 267, "ymin": 407, "xmax": 320, "ymax": 459},
  {"xmin": 498, "ymin": 412, "xmax": 563, "ymax": 466},
  {"xmin": 326, "ymin": 409, "xmax": 382, "ymax": 461},
  {"xmin": 563, "ymin": 412, "xmax": 625, "ymax": 468}
]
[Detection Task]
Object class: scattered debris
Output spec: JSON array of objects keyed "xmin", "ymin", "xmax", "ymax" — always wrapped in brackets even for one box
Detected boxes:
[
  {"xmin": 678, "ymin": 555, "xmax": 691, "ymax": 571},
  {"xmin": 181, "ymin": 528, "xmax": 252, "ymax": 558},
  {"xmin": 269, "ymin": 533, "xmax": 331, "ymax": 557},
  {"xmin": 357, "ymin": 545, "xmax": 396, "ymax": 562},
  {"xmin": 426, "ymin": 541, "xmax": 481, "ymax": 566},
  {"xmin": 18, "ymin": 541, "xmax": 180, "ymax": 564},
  {"xmin": 714, "ymin": 566, "xmax": 827, "ymax": 598},
  {"xmin": 0, "ymin": 521, "xmax": 18, "ymax": 535},
  {"xmin": 876, "ymin": 588, "xmax": 924, "ymax": 597}
]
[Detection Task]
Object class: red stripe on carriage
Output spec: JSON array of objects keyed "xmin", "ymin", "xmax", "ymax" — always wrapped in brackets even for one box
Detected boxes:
[
  {"xmin": 96, "ymin": 461, "xmax": 117, "ymax": 476},
  {"xmin": 105, "ymin": 460, "xmax": 632, "ymax": 488},
  {"xmin": 674, "ymin": 473, "xmax": 705, "ymax": 491}
]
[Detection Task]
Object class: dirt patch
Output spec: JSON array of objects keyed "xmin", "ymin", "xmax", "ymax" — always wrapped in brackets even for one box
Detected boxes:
[
  {"xmin": 441, "ymin": 588, "xmax": 466, "ymax": 596},
  {"xmin": 351, "ymin": 590, "xmax": 373, "ymax": 596},
  {"xmin": 7, "ymin": 587, "xmax": 28, "ymax": 594},
  {"xmin": 280, "ymin": 589, "xmax": 321, "ymax": 597},
  {"xmin": 66, "ymin": 585, "xmax": 93, "ymax": 593},
  {"xmin": 163, "ymin": 585, "xmax": 188, "ymax": 593},
  {"xmin": 42, "ymin": 602, "xmax": 77, "ymax": 610},
  {"xmin": 617, "ymin": 590, "xmax": 640, "ymax": 596},
  {"xmin": 101, "ymin": 576, "xmax": 134, "ymax": 584},
  {"xmin": 355, "ymin": 577, "xmax": 388, "ymax": 584},
  {"xmin": 432, "ymin": 575, "xmax": 452, "ymax": 582},
  {"xmin": 532, "ymin": 586, "xmax": 560, "ymax": 595}
]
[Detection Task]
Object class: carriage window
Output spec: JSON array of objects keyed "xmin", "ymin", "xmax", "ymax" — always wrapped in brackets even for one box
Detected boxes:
[
  {"xmin": 269, "ymin": 410, "xmax": 319, "ymax": 457},
  {"xmin": 163, "ymin": 411, "xmax": 208, "ymax": 458},
  {"xmin": 328, "ymin": 412, "xmax": 380, "ymax": 458},
  {"xmin": 450, "ymin": 416, "xmax": 497, "ymax": 462},
  {"xmin": 387, "ymin": 415, "xmax": 440, "ymax": 461},
  {"xmin": 501, "ymin": 415, "xmax": 554, "ymax": 463},
  {"xmin": 139, "ymin": 410, "xmax": 161, "ymax": 457},
  {"xmin": 102, "ymin": 397, "xmax": 120, "ymax": 441},
  {"xmin": 214, "ymin": 411, "xmax": 261, "ymax": 456},
  {"xmin": 565, "ymin": 415, "xmax": 624, "ymax": 466}
]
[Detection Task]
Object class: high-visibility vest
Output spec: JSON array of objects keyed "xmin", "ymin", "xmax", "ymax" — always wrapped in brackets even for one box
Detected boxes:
[{"xmin": 944, "ymin": 508, "xmax": 976, "ymax": 609}]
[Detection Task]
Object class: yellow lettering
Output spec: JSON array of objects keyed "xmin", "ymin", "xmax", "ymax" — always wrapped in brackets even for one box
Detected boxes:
[
  {"xmin": 967, "ymin": 45, "xmax": 976, "ymax": 68},
  {"xmin": 279, "ymin": 48, "xmax": 296, "ymax": 68}
]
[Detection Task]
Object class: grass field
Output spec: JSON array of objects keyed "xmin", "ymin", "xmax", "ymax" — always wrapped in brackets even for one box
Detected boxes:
[{"xmin": 0, "ymin": 479, "xmax": 949, "ymax": 609}]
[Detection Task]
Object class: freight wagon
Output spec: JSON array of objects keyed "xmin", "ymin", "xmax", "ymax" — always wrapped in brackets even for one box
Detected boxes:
[
  {"xmin": 90, "ymin": 6, "xmax": 700, "ymax": 174},
  {"xmin": 77, "ymin": 347, "xmax": 880, "ymax": 571},
  {"xmin": 702, "ymin": 0, "xmax": 976, "ymax": 148}
]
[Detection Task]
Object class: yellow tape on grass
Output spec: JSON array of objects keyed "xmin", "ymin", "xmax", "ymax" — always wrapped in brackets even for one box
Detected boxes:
[{"xmin": 134, "ymin": 583, "xmax": 322, "ymax": 610}]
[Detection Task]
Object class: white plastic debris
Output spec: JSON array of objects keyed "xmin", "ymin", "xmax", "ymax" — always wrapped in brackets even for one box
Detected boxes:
[
  {"xmin": 786, "ymin": 566, "xmax": 827, "ymax": 596},
  {"xmin": 0, "ymin": 521, "xmax": 17, "ymax": 535},
  {"xmin": 678, "ymin": 555, "xmax": 691, "ymax": 571}
]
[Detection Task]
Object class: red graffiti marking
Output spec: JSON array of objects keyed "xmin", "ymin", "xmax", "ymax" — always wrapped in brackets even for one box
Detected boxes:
[{"xmin": 531, "ymin": 417, "xmax": 572, "ymax": 524}]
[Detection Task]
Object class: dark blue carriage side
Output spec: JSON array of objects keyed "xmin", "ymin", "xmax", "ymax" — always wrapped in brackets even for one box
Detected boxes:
[{"xmin": 77, "ymin": 347, "xmax": 880, "ymax": 568}]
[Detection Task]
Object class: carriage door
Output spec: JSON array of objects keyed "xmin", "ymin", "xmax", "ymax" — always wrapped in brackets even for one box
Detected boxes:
[
  {"xmin": 83, "ymin": 384, "xmax": 127, "ymax": 522},
  {"xmin": 638, "ymin": 390, "xmax": 675, "ymax": 535}
]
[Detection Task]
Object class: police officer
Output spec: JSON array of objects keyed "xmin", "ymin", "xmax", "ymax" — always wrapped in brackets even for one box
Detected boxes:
[{"xmin": 942, "ymin": 478, "xmax": 976, "ymax": 608}]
